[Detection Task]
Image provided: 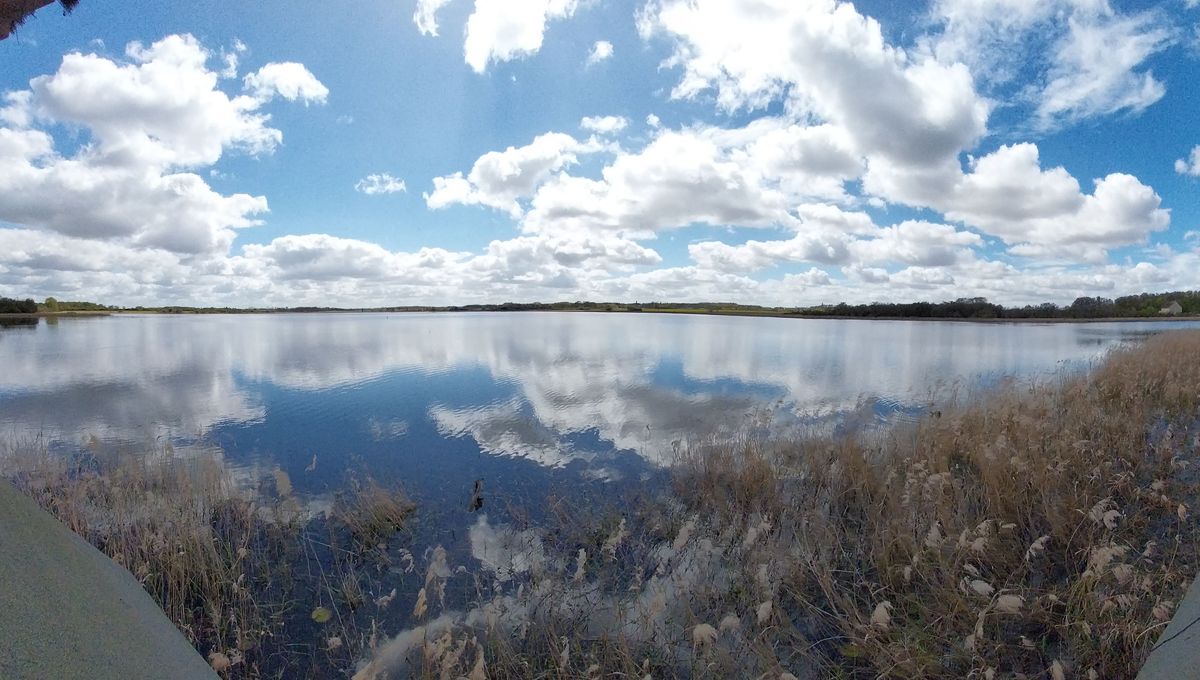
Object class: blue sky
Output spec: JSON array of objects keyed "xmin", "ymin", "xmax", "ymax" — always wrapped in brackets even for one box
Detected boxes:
[{"xmin": 1, "ymin": 0, "xmax": 1199, "ymax": 306}]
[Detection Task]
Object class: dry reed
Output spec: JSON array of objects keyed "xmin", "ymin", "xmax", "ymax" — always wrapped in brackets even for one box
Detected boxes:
[
  {"xmin": 361, "ymin": 330, "xmax": 1200, "ymax": 679},
  {"xmin": 0, "ymin": 442, "xmax": 413, "ymax": 678}
]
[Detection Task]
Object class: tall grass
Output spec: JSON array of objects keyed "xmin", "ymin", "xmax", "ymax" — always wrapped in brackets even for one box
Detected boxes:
[
  {"xmin": 358, "ymin": 330, "xmax": 1200, "ymax": 679},
  {"xmin": 0, "ymin": 442, "xmax": 412, "ymax": 678}
]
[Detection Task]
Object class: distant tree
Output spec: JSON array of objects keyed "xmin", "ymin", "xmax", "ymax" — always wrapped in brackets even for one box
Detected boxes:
[
  {"xmin": 0, "ymin": 297, "xmax": 38, "ymax": 314},
  {"xmin": 1068, "ymin": 296, "xmax": 1115, "ymax": 319},
  {"xmin": 43, "ymin": 296, "xmax": 59, "ymax": 312}
]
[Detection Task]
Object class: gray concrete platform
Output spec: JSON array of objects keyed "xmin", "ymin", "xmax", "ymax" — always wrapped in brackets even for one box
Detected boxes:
[
  {"xmin": 0, "ymin": 479, "xmax": 216, "ymax": 679},
  {"xmin": 1139, "ymin": 575, "xmax": 1200, "ymax": 680}
]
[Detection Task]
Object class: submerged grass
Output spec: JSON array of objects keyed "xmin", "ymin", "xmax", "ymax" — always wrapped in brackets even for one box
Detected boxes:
[{"xmin": 4, "ymin": 330, "xmax": 1200, "ymax": 678}]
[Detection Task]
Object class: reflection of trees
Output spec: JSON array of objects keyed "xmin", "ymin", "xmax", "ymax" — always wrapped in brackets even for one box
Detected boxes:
[{"xmin": 0, "ymin": 317, "xmax": 38, "ymax": 330}]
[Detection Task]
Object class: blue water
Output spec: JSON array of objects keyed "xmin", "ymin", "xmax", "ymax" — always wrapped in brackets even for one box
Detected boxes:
[{"xmin": 2, "ymin": 312, "xmax": 1196, "ymax": 547}]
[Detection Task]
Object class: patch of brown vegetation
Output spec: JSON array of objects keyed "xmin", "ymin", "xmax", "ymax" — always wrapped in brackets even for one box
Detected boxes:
[
  {"xmin": 1, "ymin": 443, "xmax": 414, "ymax": 678},
  {"xmin": 359, "ymin": 330, "xmax": 1200, "ymax": 679}
]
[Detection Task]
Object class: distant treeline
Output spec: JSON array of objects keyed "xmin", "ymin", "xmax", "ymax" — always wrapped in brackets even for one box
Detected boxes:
[
  {"xmin": 0, "ymin": 297, "xmax": 37, "ymax": 314},
  {"xmin": 420, "ymin": 296, "xmax": 1200, "ymax": 319},
  {"xmin": 41, "ymin": 298, "xmax": 114, "ymax": 312},
  {"xmin": 0, "ymin": 296, "xmax": 115, "ymax": 314},
  {"xmin": 5, "ymin": 291, "xmax": 1200, "ymax": 319},
  {"xmin": 798, "ymin": 292, "xmax": 1200, "ymax": 319}
]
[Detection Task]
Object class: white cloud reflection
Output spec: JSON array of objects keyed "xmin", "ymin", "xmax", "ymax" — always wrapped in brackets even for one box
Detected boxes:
[{"xmin": 1, "ymin": 313, "xmax": 1191, "ymax": 470}]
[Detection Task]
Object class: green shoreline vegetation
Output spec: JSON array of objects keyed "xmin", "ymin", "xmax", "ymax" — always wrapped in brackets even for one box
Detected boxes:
[
  {"xmin": 3, "ymin": 290, "xmax": 1200, "ymax": 321},
  {"xmin": 2, "ymin": 330, "xmax": 1199, "ymax": 677}
]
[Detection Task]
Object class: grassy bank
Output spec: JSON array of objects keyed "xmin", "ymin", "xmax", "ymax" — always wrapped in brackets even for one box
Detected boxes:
[{"xmin": 4, "ymin": 331, "xmax": 1200, "ymax": 678}]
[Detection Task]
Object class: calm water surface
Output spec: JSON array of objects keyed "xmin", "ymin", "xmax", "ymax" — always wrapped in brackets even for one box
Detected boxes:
[{"xmin": 2, "ymin": 312, "xmax": 1197, "ymax": 549}]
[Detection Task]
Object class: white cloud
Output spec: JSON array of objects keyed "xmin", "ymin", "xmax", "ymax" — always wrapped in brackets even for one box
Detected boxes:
[
  {"xmin": 426, "ymin": 132, "xmax": 606, "ymax": 216},
  {"xmin": 645, "ymin": 113, "xmax": 661, "ymax": 128},
  {"xmin": 464, "ymin": 233, "xmax": 662, "ymax": 289},
  {"xmin": 579, "ymin": 115, "xmax": 627, "ymax": 134},
  {"xmin": 641, "ymin": 0, "xmax": 989, "ymax": 169},
  {"xmin": 241, "ymin": 234, "xmax": 464, "ymax": 282},
  {"xmin": 0, "ymin": 133, "xmax": 268, "ymax": 253},
  {"xmin": 587, "ymin": 40, "xmax": 614, "ymax": 65},
  {"xmin": 355, "ymin": 173, "xmax": 407, "ymax": 195},
  {"xmin": 243, "ymin": 62, "xmax": 329, "ymax": 105},
  {"xmin": 24, "ymin": 35, "xmax": 281, "ymax": 168},
  {"xmin": 687, "ymin": 215, "xmax": 981, "ymax": 274},
  {"xmin": 923, "ymin": 0, "xmax": 1172, "ymax": 130},
  {"xmin": 523, "ymin": 119, "xmax": 861, "ymax": 238},
  {"xmin": 463, "ymin": 0, "xmax": 578, "ymax": 73},
  {"xmin": 849, "ymin": 221, "xmax": 981, "ymax": 268},
  {"xmin": 1037, "ymin": 11, "xmax": 1170, "ymax": 128},
  {"xmin": 0, "ymin": 35, "xmax": 323, "ymax": 255},
  {"xmin": 924, "ymin": 0, "xmax": 1065, "ymax": 83},
  {"xmin": 869, "ymin": 143, "xmax": 1169, "ymax": 262},
  {"xmin": 1176, "ymin": 146, "xmax": 1200, "ymax": 176},
  {"xmin": 689, "ymin": 234, "xmax": 851, "ymax": 272},
  {"xmin": 414, "ymin": 0, "xmax": 454, "ymax": 36},
  {"xmin": 230, "ymin": 230, "xmax": 660, "ymax": 298}
]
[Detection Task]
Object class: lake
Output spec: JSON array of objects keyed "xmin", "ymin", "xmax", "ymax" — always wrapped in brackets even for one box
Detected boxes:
[{"xmin": 2, "ymin": 312, "xmax": 1197, "ymax": 556}]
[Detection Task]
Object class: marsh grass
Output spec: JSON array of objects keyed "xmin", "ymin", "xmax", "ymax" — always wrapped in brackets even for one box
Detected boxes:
[
  {"xmin": 0, "ymin": 442, "xmax": 413, "ymax": 678},
  {"xmin": 357, "ymin": 330, "xmax": 1200, "ymax": 679}
]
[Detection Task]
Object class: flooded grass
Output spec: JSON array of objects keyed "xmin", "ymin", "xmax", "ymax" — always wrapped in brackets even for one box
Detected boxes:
[{"xmin": 5, "ymin": 330, "xmax": 1200, "ymax": 678}]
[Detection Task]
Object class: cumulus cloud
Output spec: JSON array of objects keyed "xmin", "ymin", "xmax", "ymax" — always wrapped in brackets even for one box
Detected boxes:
[
  {"xmin": 869, "ymin": 143, "xmax": 1169, "ymax": 262},
  {"xmin": 688, "ymin": 214, "xmax": 980, "ymax": 274},
  {"xmin": 587, "ymin": 40, "xmax": 614, "ymax": 65},
  {"xmin": 468, "ymin": 233, "xmax": 661, "ymax": 284},
  {"xmin": 225, "ymin": 230, "xmax": 660, "ymax": 303},
  {"xmin": 579, "ymin": 115, "xmax": 627, "ymax": 134},
  {"xmin": 425, "ymin": 132, "xmax": 607, "ymax": 216},
  {"xmin": 355, "ymin": 173, "xmax": 407, "ymax": 195},
  {"xmin": 0, "ymin": 35, "xmax": 323, "ymax": 255},
  {"xmin": 242, "ymin": 62, "xmax": 329, "ymax": 105},
  {"xmin": 1177, "ymin": 146, "xmax": 1200, "ymax": 176},
  {"xmin": 463, "ymin": 0, "xmax": 578, "ymax": 72},
  {"xmin": 241, "ymin": 234, "xmax": 465, "ymax": 282},
  {"xmin": 523, "ymin": 119, "xmax": 861, "ymax": 237},
  {"xmin": 641, "ymin": 0, "xmax": 989, "ymax": 169},
  {"xmin": 689, "ymin": 235, "xmax": 849, "ymax": 273},
  {"xmin": 0, "ymin": 129, "xmax": 268, "ymax": 254},
  {"xmin": 23, "ymin": 35, "xmax": 285, "ymax": 168}
]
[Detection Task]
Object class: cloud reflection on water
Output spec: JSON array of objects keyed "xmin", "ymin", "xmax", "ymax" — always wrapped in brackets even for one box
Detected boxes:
[{"xmin": 0, "ymin": 313, "xmax": 1191, "ymax": 468}]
